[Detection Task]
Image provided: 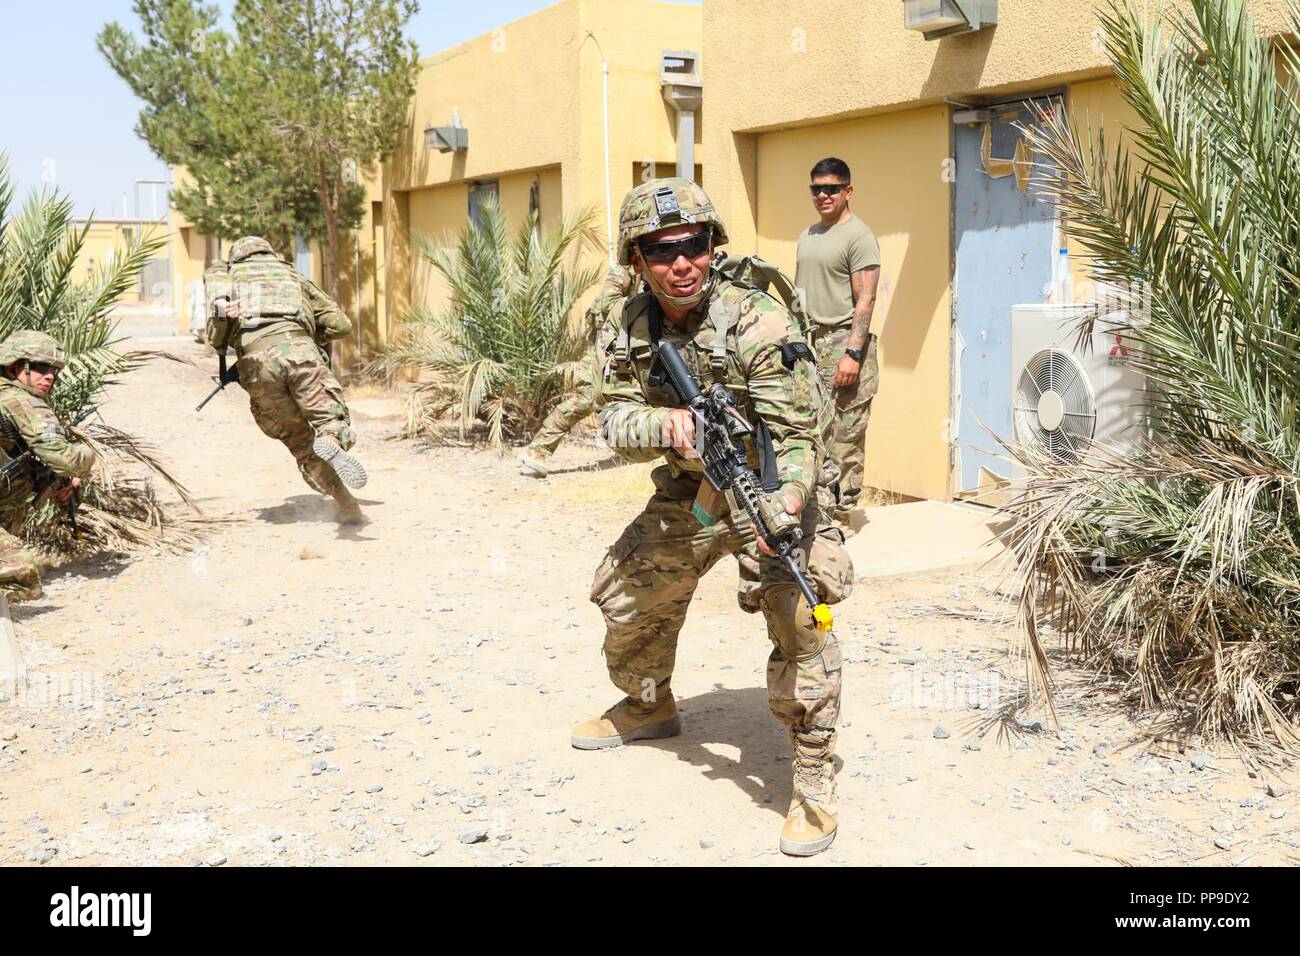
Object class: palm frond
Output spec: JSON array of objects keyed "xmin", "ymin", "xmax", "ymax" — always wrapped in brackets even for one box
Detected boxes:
[
  {"xmin": 1004, "ymin": 0, "xmax": 1300, "ymax": 756},
  {"xmin": 380, "ymin": 199, "xmax": 603, "ymax": 449}
]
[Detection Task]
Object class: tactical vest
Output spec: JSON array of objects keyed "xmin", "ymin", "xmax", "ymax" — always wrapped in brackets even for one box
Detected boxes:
[
  {"xmin": 608, "ymin": 277, "xmax": 821, "ymax": 488},
  {"xmin": 229, "ymin": 255, "xmax": 307, "ymax": 330},
  {"xmin": 609, "ymin": 278, "xmax": 761, "ymax": 384},
  {"xmin": 204, "ymin": 254, "xmax": 311, "ymax": 348}
]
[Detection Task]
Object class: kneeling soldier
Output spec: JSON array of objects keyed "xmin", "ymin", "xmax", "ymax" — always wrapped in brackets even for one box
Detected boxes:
[{"xmin": 574, "ymin": 179, "xmax": 854, "ymax": 856}]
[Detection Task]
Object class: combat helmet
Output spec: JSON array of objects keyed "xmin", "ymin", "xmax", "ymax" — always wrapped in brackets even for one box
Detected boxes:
[
  {"xmin": 229, "ymin": 236, "xmax": 277, "ymax": 263},
  {"xmin": 616, "ymin": 178, "xmax": 728, "ymax": 268},
  {"xmin": 0, "ymin": 330, "xmax": 67, "ymax": 371},
  {"xmin": 617, "ymin": 178, "xmax": 728, "ymax": 309}
]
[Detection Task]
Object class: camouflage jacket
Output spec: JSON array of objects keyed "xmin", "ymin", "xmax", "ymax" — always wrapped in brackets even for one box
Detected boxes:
[
  {"xmin": 0, "ymin": 379, "xmax": 95, "ymax": 520},
  {"xmin": 595, "ymin": 273, "xmax": 830, "ymax": 505},
  {"xmin": 205, "ymin": 254, "xmax": 352, "ymax": 354}
]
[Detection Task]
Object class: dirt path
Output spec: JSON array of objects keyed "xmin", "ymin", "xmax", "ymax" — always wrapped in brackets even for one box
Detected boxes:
[{"xmin": 0, "ymin": 341, "xmax": 1296, "ymax": 867}]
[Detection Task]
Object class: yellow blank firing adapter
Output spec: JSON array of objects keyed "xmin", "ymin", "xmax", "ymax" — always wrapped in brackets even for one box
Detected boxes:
[{"xmin": 812, "ymin": 603, "xmax": 833, "ymax": 631}]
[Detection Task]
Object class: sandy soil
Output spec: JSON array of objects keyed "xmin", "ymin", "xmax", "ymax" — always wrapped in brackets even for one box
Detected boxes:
[{"xmin": 0, "ymin": 339, "xmax": 1296, "ymax": 867}]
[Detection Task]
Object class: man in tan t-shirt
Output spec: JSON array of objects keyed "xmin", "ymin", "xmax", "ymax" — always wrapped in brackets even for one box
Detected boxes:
[{"xmin": 795, "ymin": 157, "xmax": 881, "ymax": 530}]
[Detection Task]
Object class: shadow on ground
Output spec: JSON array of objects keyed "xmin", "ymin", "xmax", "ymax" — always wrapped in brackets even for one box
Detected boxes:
[
  {"xmin": 255, "ymin": 494, "xmax": 383, "ymax": 531},
  {"xmin": 630, "ymin": 683, "xmax": 842, "ymax": 817}
]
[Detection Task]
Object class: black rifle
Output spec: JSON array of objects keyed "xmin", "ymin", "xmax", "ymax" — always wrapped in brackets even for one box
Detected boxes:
[
  {"xmin": 195, "ymin": 350, "xmax": 239, "ymax": 412},
  {"xmin": 0, "ymin": 405, "xmax": 98, "ymax": 535},
  {"xmin": 649, "ymin": 341, "xmax": 833, "ymax": 630}
]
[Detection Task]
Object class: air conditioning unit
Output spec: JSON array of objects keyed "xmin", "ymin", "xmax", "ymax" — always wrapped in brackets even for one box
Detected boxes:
[{"xmin": 1009, "ymin": 304, "xmax": 1147, "ymax": 480}]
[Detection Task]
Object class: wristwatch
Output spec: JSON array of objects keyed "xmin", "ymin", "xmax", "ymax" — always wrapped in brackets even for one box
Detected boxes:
[{"xmin": 844, "ymin": 347, "xmax": 864, "ymax": 362}]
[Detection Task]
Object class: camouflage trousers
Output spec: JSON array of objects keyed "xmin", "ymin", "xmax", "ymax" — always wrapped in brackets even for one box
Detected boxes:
[
  {"xmin": 527, "ymin": 369, "xmax": 595, "ymax": 458},
  {"xmin": 0, "ymin": 524, "xmax": 41, "ymax": 602},
  {"xmin": 809, "ymin": 326, "xmax": 879, "ymax": 518},
  {"xmin": 237, "ymin": 338, "xmax": 355, "ymax": 498},
  {"xmin": 590, "ymin": 468, "xmax": 854, "ymax": 732}
]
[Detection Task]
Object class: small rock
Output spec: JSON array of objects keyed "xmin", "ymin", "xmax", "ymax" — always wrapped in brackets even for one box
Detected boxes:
[
  {"xmin": 458, "ymin": 827, "xmax": 489, "ymax": 845},
  {"xmin": 1190, "ymin": 753, "xmax": 1209, "ymax": 771},
  {"xmin": 1213, "ymin": 836, "xmax": 1233, "ymax": 851},
  {"xmin": 699, "ymin": 839, "xmax": 714, "ymax": 849},
  {"xmin": 414, "ymin": 843, "xmax": 440, "ymax": 858},
  {"xmin": 1266, "ymin": 782, "xmax": 1287, "ymax": 799},
  {"xmin": 206, "ymin": 852, "xmax": 228, "ymax": 867},
  {"xmin": 932, "ymin": 726, "xmax": 951, "ymax": 740},
  {"xmin": 365, "ymin": 784, "xmax": 383, "ymax": 794}
]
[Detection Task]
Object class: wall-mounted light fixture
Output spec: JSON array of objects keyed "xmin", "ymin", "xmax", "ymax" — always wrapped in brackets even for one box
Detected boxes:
[
  {"xmin": 903, "ymin": 0, "xmax": 997, "ymax": 40},
  {"xmin": 425, "ymin": 109, "xmax": 469, "ymax": 152}
]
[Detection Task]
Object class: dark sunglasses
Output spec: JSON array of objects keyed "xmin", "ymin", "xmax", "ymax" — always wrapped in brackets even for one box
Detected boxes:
[
  {"xmin": 27, "ymin": 361, "xmax": 60, "ymax": 378},
  {"xmin": 810, "ymin": 183, "xmax": 850, "ymax": 196},
  {"xmin": 637, "ymin": 231, "xmax": 712, "ymax": 265}
]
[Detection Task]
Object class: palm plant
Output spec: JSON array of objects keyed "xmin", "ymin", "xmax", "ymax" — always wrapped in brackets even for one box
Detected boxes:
[
  {"xmin": 0, "ymin": 155, "xmax": 201, "ymax": 553},
  {"xmin": 1004, "ymin": 0, "xmax": 1300, "ymax": 755},
  {"xmin": 381, "ymin": 194, "xmax": 605, "ymax": 447}
]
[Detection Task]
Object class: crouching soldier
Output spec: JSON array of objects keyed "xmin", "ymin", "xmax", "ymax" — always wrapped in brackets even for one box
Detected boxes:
[
  {"xmin": 573, "ymin": 179, "xmax": 854, "ymax": 856},
  {"xmin": 0, "ymin": 331, "xmax": 95, "ymax": 601}
]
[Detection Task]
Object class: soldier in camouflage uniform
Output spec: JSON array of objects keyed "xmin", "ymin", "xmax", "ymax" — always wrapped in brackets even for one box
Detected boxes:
[
  {"xmin": 0, "ymin": 331, "xmax": 95, "ymax": 601},
  {"xmin": 571, "ymin": 178, "xmax": 854, "ymax": 856},
  {"xmin": 518, "ymin": 264, "xmax": 638, "ymax": 478},
  {"xmin": 205, "ymin": 237, "xmax": 368, "ymax": 523}
]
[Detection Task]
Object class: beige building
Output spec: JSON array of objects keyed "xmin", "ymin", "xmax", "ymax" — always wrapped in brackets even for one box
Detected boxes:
[
  {"xmin": 71, "ymin": 217, "xmax": 170, "ymax": 305},
  {"xmin": 163, "ymin": 0, "xmax": 1297, "ymax": 502},
  {"xmin": 379, "ymin": 0, "xmax": 704, "ymax": 351},
  {"xmin": 167, "ymin": 0, "xmax": 702, "ymax": 372},
  {"xmin": 703, "ymin": 0, "xmax": 1295, "ymax": 501}
]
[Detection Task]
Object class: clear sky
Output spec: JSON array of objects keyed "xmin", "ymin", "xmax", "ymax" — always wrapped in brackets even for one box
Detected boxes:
[{"xmin": 0, "ymin": 0, "xmax": 700, "ymax": 218}]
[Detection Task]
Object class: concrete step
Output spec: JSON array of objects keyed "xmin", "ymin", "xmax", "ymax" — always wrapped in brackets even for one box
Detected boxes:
[{"xmin": 844, "ymin": 499, "xmax": 1014, "ymax": 579}]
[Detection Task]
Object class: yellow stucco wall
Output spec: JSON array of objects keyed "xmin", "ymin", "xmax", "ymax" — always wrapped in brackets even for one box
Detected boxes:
[
  {"xmin": 71, "ymin": 220, "xmax": 169, "ymax": 303},
  {"xmin": 755, "ymin": 106, "xmax": 953, "ymax": 502},
  {"xmin": 706, "ymin": 0, "xmax": 1297, "ymax": 501},
  {"xmin": 1062, "ymin": 76, "xmax": 1143, "ymax": 296},
  {"xmin": 705, "ymin": 0, "xmax": 1297, "ymax": 254},
  {"xmin": 406, "ymin": 166, "xmax": 564, "ymax": 318},
  {"xmin": 384, "ymin": 0, "xmax": 703, "ymax": 328}
]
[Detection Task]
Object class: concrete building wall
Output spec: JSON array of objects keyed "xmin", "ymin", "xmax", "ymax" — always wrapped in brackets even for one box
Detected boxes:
[{"xmin": 406, "ymin": 165, "xmax": 564, "ymax": 317}]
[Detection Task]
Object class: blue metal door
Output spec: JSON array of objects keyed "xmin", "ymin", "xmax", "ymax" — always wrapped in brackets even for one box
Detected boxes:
[{"xmin": 952, "ymin": 97, "xmax": 1061, "ymax": 494}]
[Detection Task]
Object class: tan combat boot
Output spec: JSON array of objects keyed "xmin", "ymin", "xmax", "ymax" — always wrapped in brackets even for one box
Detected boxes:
[
  {"xmin": 570, "ymin": 695, "xmax": 681, "ymax": 750},
  {"xmin": 330, "ymin": 486, "xmax": 368, "ymax": 526},
  {"xmin": 780, "ymin": 728, "xmax": 838, "ymax": 856},
  {"xmin": 517, "ymin": 449, "xmax": 551, "ymax": 478}
]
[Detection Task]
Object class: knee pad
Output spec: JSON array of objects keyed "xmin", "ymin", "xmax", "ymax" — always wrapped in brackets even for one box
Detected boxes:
[{"xmin": 761, "ymin": 583, "xmax": 828, "ymax": 662}]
